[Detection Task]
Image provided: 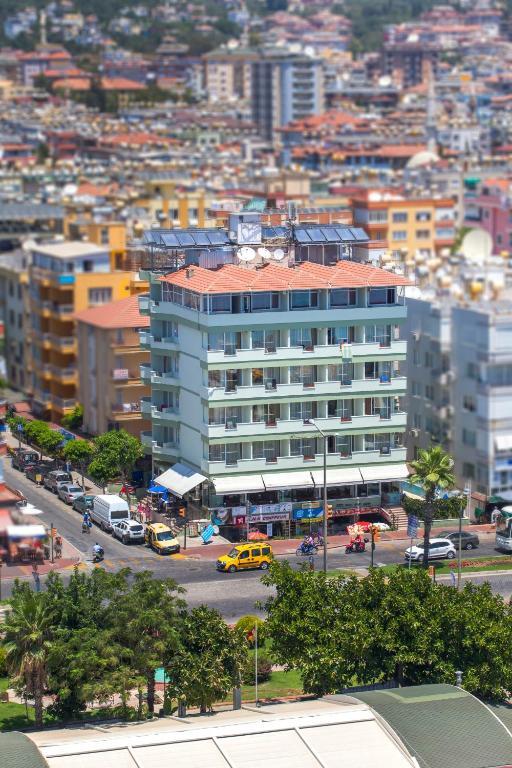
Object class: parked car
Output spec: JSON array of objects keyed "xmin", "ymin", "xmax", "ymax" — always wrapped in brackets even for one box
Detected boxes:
[
  {"xmin": 91, "ymin": 494, "xmax": 130, "ymax": 532},
  {"xmin": 436, "ymin": 530, "xmax": 480, "ymax": 550},
  {"xmin": 72, "ymin": 494, "xmax": 95, "ymax": 515},
  {"xmin": 25, "ymin": 461, "xmax": 56, "ymax": 484},
  {"xmin": 57, "ymin": 484, "xmax": 85, "ymax": 505},
  {"xmin": 44, "ymin": 470, "xmax": 72, "ymax": 493},
  {"xmin": 216, "ymin": 542, "xmax": 273, "ymax": 573},
  {"xmin": 12, "ymin": 450, "xmax": 39, "ymax": 472},
  {"xmin": 112, "ymin": 519, "xmax": 144, "ymax": 544},
  {"xmin": 144, "ymin": 523, "xmax": 180, "ymax": 555},
  {"xmin": 405, "ymin": 538, "xmax": 457, "ymax": 562}
]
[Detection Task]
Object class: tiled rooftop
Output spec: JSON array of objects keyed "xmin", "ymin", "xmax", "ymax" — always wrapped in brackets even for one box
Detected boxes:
[{"xmin": 74, "ymin": 294, "xmax": 149, "ymax": 329}]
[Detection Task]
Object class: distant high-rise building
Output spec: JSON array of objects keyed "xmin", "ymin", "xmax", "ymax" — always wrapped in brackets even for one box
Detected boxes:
[{"xmin": 251, "ymin": 51, "xmax": 324, "ymax": 142}]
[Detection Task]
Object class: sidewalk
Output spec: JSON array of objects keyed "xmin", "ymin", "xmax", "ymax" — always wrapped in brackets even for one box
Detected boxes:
[{"xmin": 183, "ymin": 524, "xmax": 496, "ymax": 561}]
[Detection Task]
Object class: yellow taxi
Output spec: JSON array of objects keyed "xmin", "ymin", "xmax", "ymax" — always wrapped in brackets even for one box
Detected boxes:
[
  {"xmin": 216, "ymin": 542, "xmax": 273, "ymax": 573},
  {"xmin": 144, "ymin": 523, "xmax": 180, "ymax": 555}
]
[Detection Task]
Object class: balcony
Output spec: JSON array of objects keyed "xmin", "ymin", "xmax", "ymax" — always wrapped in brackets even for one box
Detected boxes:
[
  {"xmin": 50, "ymin": 366, "xmax": 77, "ymax": 383},
  {"xmin": 139, "ymin": 330, "xmax": 151, "ymax": 348},
  {"xmin": 33, "ymin": 389, "xmax": 51, "ymax": 407},
  {"xmin": 151, "ymin": 371, "xmax": 179, "ymax": 387},
  {"xmin": 140, "ymin": 364, "xmax": 153, "ymax": 383},
  {"xmin": 203, "ymin": 447, "xmax": 407, "ymax": 475},
  {"xmin": 53, "ymin": 304, "xmax": 74, "ymax": 317},
  {"xmin": 32, "ymin": 330, "xmax": 52, "ymax": 348},
  {"xmin": 112, "ymin": 368, "xmax": 140, "ymax": 383},
  {"xmin": 205, "ymin": 412, "xmax": 407, "ymax": 439},
  {"xmin": 204, "ymin": 376, "xmax": 407, "ymax": 403},
  {"xmin": 141, "ymin": 430, "xmax": 154, "ymax": 448},
  {"xmin": 110, "ymin": 402, "xmax": 142, "ymax": 419},
  {"xmin": 50, "ymin": 335, "xmax": 76, "ymax": 351},
  {"xmin": 153, "ymin": 441, "xmax": 180, "ymax": 460},
  {"xmin": 152, "ymin": 405, "xmax": 180, "ymax": 422},
  {"xmin": 204, "ymin": 340, "xmax": 407, "ymax": 367}
]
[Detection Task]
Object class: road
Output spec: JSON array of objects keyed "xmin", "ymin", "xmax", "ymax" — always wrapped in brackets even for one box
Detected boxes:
[{"xmin": 3, "ymin": 461, "xmax": 512, "ymax": 618}]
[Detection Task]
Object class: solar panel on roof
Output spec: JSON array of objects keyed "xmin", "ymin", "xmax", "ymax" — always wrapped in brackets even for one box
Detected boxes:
[
  {"xmin": 320, "ymin": 227, "xmax": 340, "ymax": 241},
  {"xmin": 306, "ymin": 228, "xmax": 326, "ymax": 242},
  {"xmin": 193, "ymin": 232, "xmax": 211, "ymax": 246},
  {"xmin": 161, "ymin": 233, "xmax": 180, "ymax": 247},
  {"xmin": 207, "ymin": 231, "xmax": 229, "ymax": 244},
  {"xmin": 143, "ymin": 231, "xmax": 158, "ymax": 244},
  {"xmin": 350, "ymin": 228, "xmax": 370, "ymax": 241},
  {"xmin": 294, "ymin": 229, "xmax": 311, "ymax": 243},
  {"xmin": 273, "ymin": 227, "xmax": 288, "ymax": 237},
  {"xmin": 335, "ymin": 228, "xmax": 355, "ymax": 241},
  {"xmin": 176, "ymin": 233, "xmax": 195, "ymax": 246},
  {"xmin": 263, "ymin": 227, "xmax": 276, "ymax": 239}
]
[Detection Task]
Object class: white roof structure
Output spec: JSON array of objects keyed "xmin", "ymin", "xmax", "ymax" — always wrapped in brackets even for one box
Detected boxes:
[
  {"xmin": 155, "ymin": 463, "xmax": 206, "ymax": 498},
  {"xmin": 32, "ymin": 241, "xmax": 108, "ymax": 259},
  {"xmin": 31, "ymin": 699, "xmax": 416, "ymax": 768}
]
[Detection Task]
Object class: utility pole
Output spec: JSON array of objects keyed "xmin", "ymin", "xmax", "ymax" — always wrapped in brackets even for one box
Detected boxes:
[
  {"xmin": 371, "ymin": 525, "xmax": 375, "ymax": 568},
  {"xmin": 458, "ymin": 482, "xmax": 471, "ymax": 591}
]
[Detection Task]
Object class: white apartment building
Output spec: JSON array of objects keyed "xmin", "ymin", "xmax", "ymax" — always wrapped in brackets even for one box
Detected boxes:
[
  {"xmin": 406, "ymin": 290, "xmax": 512, "ymax": 498},
  {"xmin": 140, "ymin": 256, "xmax": 409, "ymax": 535}
]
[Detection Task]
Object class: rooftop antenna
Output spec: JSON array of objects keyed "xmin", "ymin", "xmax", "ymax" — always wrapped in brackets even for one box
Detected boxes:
[{"xmin": 460, "ymin": 228, "xmax": 492, "ymax": 264}]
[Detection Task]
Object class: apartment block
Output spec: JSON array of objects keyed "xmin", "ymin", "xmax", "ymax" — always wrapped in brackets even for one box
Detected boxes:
[
  {"xmin": 251, "ymin": 51, "xmax": 324, "ymax": 142},
  {"xmin": 140, "ymin": 253, "xmax": 409, "ymax": 534},
  {"xmin": 75, "ymin": 295, "xmax": 151, "ymax": 436},
  {"xmin": 405, "ymin": 291, "xmax": 512, "ymax": 498},
  {"xmin": 0, "ymin": 251, "xmax": 32, "ymax": 393},
  {"xmin": 29, "ymin": 240, "xmax": 137, "ymax": 422},
  {"xmin": 351, "ymin": 191, "xmax": 456, "ymax": 261}
]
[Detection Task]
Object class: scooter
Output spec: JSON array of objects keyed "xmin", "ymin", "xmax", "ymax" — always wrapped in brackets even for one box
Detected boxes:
[
  {"xmin": 92, "ymin": 546, "xmax": 104, "ymax": 564},
  {"xmin": 345, "ymin": 539, "xmax": 366, "ymax": 554},
  {"xmin": 82, "ymin": 520, "xmax": 91, "ymax": 534},
  {"xmin": 296, "ymin": 541, "xmax": 319, "ymax": 557}
]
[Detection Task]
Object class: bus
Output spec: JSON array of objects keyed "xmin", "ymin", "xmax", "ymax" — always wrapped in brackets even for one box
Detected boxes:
[{"xmin": 495, "ymin": 506, "xmax": 512, "ymax": 551}]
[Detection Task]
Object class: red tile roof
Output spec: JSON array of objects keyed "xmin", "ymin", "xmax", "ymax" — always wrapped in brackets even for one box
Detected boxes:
[
  {"xmin": 100, "ymin": 77, "xmax": 145, "ymax": 91},
  {"xmin": 160, "ymin": 261, "xmax": 410, "ymax": 295},
  {"xmin": 74, "ymin": 295, "xmax": 149, "ymax": 329}
]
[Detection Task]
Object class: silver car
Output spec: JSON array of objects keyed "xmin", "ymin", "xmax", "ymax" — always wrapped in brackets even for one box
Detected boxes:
[
  {"xmin": 57, "ymin": 484, "xmax": 85, "ymax": 505},
  {"xmin": 405, "ymin": 538, "xmax": 457, "ymax": 562},
  {"xmin": 112, "ymin": 519, "xmax": 144, "ymax": 544}
]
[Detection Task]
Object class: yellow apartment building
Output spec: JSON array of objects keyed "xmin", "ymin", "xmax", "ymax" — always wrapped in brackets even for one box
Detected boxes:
[
  {"xmin": 136, "ymin": 183, "xmax": 216, "ymax": 229},
  {"xmin": 29, "ymin": 240, "xmax": 139, "ymax": 423},
  {"xmin": 351, "ymin": 192, "xmax": 456, "ymax": 261},
  {"xmin": 63, "ymin": 218, "xmax": 127, "ymax": 265},
  {"xmin": 75, "ymin": 295, "xmax": 151, "ymax": 437}
]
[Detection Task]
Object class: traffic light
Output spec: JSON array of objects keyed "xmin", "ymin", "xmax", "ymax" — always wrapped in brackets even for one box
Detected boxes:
[
  {"xmin": 372, "ymin": 526, "xmax": 381, "ymax": 542},
  {"xmin": 327, "ymin": 504, "xmax": 333, "ymax": 519}
]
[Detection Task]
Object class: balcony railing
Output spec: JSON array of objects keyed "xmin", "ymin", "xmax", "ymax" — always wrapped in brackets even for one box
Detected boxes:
[
  {"xmin": 50, "ymin": 335, "xmax": 75, "ymax": 348},
  {"xmin": 51, "ymin": 396, "xmax": 75, "ymax": 409},
  {"xmin": 50, "ymin": 366, "xmax": 76, "ymax": 379},
  {"xmin": 111, "ymin": 402, "xmax": 141, "ymax": 414}
]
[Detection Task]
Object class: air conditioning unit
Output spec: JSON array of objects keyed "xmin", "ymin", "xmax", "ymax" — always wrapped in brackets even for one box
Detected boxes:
[
  {"xmin": 411, "ymin": 331, "xmax": 419, "ymax": 341},
  {"xmin": 410, "ymin": 428, "xmax": 419, "ymax": 437}
]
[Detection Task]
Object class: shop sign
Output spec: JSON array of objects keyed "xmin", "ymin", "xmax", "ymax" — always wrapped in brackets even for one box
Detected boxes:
[
  {"xmin": 332, "ymin": 508, "xmax": 356, "ymax": 518},
  {"xmin": 249, "ymin": 502, "xmax": 291, "ymax": 519},
  {"xmin": 249, "ymin": 511, "xmax": 289, "ymax": 523},
  {"xmin": 293, "ymin": 507, "xmax": 323, "ymax": 521}
]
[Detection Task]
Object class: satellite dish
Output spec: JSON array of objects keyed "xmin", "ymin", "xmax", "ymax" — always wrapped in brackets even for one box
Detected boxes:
[
  {"xmin": 258, "ymin": 247, "xmax": 272, "ymax": 259},
  {"xmin": 460, "ymin": 228, "xmax": 493, "ymax": 264},
  {"xmin": 304, "ymin": 45, "xmax": 315, "ymax": 58},
  {"xmin": 378, "ymin": 75, "xmax": 392, "ymax": 88},
  {"xmin": 273, "ymin": 248, "xmax": 285, "ymax": 261},
  {"xmin": 22, "ymin": 239, "xmax": 36, "ymax": 253},
  {"xmin": 237, "ymin": 247, "xmax": 256, "ymax": 262}
]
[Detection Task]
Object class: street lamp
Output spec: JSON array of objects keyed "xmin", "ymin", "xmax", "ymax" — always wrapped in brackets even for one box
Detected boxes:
[{"xmin": 304, "ymin": 419, "xmax": 328, "ymax": 573}]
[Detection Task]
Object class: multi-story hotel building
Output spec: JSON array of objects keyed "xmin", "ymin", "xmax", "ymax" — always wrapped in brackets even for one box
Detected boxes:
[{"xmin": 140, "ymin": 224, "xmax": 409, "ymax": 534}]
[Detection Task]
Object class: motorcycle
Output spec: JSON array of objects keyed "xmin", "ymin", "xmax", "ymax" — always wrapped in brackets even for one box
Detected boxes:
[
  {"xmin": 82, "ymin": 520, "xmax": 91, "ymax": 534},
  {"xmin": 296, "ymin": 541, "xmax": 319, "ymax": 557},
  {"xmin": 92, "ymin": 546, "xmax": 104, "ymax": 564},
  {"xmin": 345, "ymin": 538, "xmax": 366, "ymax": 554}
]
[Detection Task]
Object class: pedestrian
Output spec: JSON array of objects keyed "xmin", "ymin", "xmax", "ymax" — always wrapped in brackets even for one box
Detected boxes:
[
  {"xmin": 55, "ymin": 535, "xmax": 62, "ymax": 559},
  {"xmin": 32, "ymin": 563, "xmax": 41, "ymax": 593},
  {"xmin": 450, "ymin": 569, "xmax": 456, "ymax": 588}
]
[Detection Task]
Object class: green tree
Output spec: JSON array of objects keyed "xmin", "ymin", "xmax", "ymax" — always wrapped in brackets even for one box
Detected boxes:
[
  {"xmin": 37, "ymin": 427, "xmax": 63, "ymax": 458},
  {"xmin": 110, "ymin": 571, "xmax": 185, "ymax": 717},
  {"xmin": 63, "ymin": 438, "xmax": 94, "ymax": 488},
  {"xmin": 2, "ymin": 589, "xmax": 54, "ymax": 727},
  {"xmin": 167, "ymin": 606, "xmax": 247, "ymax": 713},
  {"xmin": 408, "ymin": 446, "xmax": 457, "ymax": 566},
  {"xmin": 91, "ymin": 430, "xmax": 143, "ymax": 492},
  {"xmin": 61, "ymin": 404, "xmax": 83, "ymax": 430}
]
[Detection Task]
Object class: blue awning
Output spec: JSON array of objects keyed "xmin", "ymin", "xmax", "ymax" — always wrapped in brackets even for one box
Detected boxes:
[{"xmin": 148, "ymin": 483, "xmax": 168, "ymax": 494}]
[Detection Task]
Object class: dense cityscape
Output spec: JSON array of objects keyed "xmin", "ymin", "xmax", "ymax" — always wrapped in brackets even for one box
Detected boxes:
[{"xmin": 0, "ymin": 0, "xmax": 511, "ymax": 766}]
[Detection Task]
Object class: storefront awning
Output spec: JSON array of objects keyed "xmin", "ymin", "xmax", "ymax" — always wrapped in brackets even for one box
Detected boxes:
[
  {"xmin": 212, "ymin": 475, "xmax": 265, "ymax": 494},
  {"xmin": 262, "ymin": 471, "xmax": 314, "ymax": 491},
  {"xmin": 310, "ymin": 468, "xmax": 363, "ymax": 486},
  {"xmin": 495, "ymin": 435, "xmax": 512, "ymax": 452},
  {"xmin": 7, "ymin": 525, "xmax": 46, "ymax": 539},
  {"xmin": 155, "ymin": 463, "xmax": 206, "ymax": 498},
  {"xmin": 360, "ymin": 463, "xmax": 410, "ymax": 483}
]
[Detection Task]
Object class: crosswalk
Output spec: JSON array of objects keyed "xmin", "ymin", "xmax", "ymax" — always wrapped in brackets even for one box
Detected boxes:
[{"xmin": 79, "ymin": 553, "xmax": 191, "ymax": 570}]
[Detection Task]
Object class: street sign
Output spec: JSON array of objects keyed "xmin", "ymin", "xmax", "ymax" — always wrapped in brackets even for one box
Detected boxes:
[{"xmin": 407, "ymin": 515, "xmax": 419, "ymax": 537}]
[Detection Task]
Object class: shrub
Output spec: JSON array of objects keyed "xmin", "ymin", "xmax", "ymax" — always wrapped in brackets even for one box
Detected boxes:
[
  {"xmin": 235, "ymin": 615, "xmax": 266, "ymax": 646},
  {"xmin": 242, "ymin": 653, "xmax": 273, "ymax": 685},
  {"xmin": 0, "ymin": 643, "xmax": 7, "ymax": 676}
]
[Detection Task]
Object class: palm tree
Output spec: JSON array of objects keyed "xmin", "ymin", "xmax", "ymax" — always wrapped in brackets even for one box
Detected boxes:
[
  {"xmin": 410, "ymin": 446, "xmax": 456, "ymax": 568},
  {"xmin": 3, "ymin": 590, "xmax": 54, "ymax": 727}
]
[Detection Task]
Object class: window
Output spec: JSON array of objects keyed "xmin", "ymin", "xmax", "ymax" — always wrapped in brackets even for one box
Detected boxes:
[
  {"xmin": 463, "ymin": 395, "xmax": 476, "ymax": 412},
  {"xmin": 208, "ymin": 370, "xmax": 224, "ymax": 388},
  {"xmin": 413, "ymin": 413, "xmax": 422, "ymax": 428},
  {"xmin": 252, "ymin": 367, "xmax": 278, "ymax": 386},
  {"xmin": 327, "ymin": 399, "xmax": 352, "ymax": 419},
  {"xmin": 290, "ymin": 328, "xmax": 315, "ymax": 347},
  {"xmin": 252, "ymin": 403, "xmax": 280, "ymax": 423},
  {"xmin": 463, "ymin": 462, "xmax": 475, "ymax": 478},
  {"xmin": 82, "ymin": 260, "xmax": 94, "ymax": 272},
  {"xmin": 290, "ymin": 437, "xmax": 317, "ymax": 457},
  {"xmin": 462, "ymin": 428, "xmax": 476, "ymax": 447},
  {"xmin": 487, "ymin": 364, "xmax": 512, "ymax": 387},
  {"xmin": 425, "ymin": 384, "xmax": 434, "ymax": 401},
  {"xmin": 467, "ymin": 362, "xmax": 479, "ymax": 380},
  {"xmin": 392, "ymin": 230, "xmax": 407, "ymax": 241},
  {"xmin": 290, "ymin": 365, "xmax": 315, "ymax": 385},
  {"xmin": 365, "ymin": 325, "xmax": 391, "ymax": 345},
  {"xmin": 251, "ymin": 292, "xmax": 279, "ymax": 311},
  {"xmin": 252, "ymin": 440, "xmax": 279, "ymax": 461},
  {"xmin": 208, "ymin": 331, "xmax": 241, "ymax": 352},
  {"xmin": 252, "ymin": 329, "xmax": 279, "ymax": 350},
  {"xmin": 368, "ymin": 210, "xmax": 387, "ymax": 223},
  {"xmin": 329, "ymin": 289, "xmax": 356, "ymax": 307},
  {"xmin": 100, "ymin": 228, "xmax": 109, "ymax": 245},
  {"xmin": 290, "ymin": 290, "xmax": 318, "ymax": 309},
  {"xmin": 416, "ymin": 229, "xmax": 430, "ymax": 239},
  {"xmin": 88, "ymin": 287, "xmax": 112, "ymax": 306},
  {"xmin": 328, "ymin": 326, "xmax": 354, "ymax": 344},
  {"xmin": 328, "ymin": 362, "xmax": 353, "ymax": 382},
  {"xmin": 368, "ymin": 287, "xmax": 395, "ymax": 305},
  {"xmin": 392, "ymin": 211, "xmax": 408, "ymax": 223},
  {"xmin": 415, "ymin": 211, "xmax": 431, "ymax": 222},
  {"xmin": 290, "ymin": 401, "xmax": 314, "ymax": 421},
  {"xmin": 211, "ymin": 294, "xmax": 231, "ymax": 313}
]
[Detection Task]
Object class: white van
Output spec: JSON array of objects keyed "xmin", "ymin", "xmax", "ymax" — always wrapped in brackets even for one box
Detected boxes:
[{"xmin": 91, "ymin": 494, "xmax": 130, "ymax": 532}]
